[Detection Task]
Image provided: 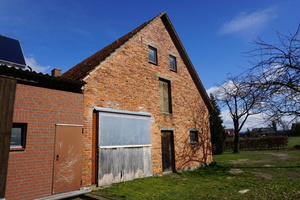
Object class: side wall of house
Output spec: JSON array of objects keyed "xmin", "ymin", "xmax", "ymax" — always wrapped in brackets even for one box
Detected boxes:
[
  {"xmin": 6, "ymin": 84, "xmax": 83, "ymax": 200},
  {"xmin": 81, "ymin": 18, "xmax": 212, "ymax": 186}
]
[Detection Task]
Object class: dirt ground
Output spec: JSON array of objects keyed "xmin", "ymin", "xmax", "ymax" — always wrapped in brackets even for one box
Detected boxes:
[{"xmin": 229, "ymin": 151, "xmax": 299, "ymax": 165}]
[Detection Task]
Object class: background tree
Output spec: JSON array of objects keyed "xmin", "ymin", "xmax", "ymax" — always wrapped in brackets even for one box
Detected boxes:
[
  {"xmin": 215, "ymin": 75, "xmax": 264, "ymax": 153},
  {"xmin": 290, "ymin": 123, "xmax": 300, "ymax": 136},
  {"xmin": 270, "ymin": 120, "xmax": 277, "ymax": 133},
  {"xmin": 247, "ymin": 25, "xmax": 300, "ymax": 120},
  {"xmin": 246, "ymin": 128, "xmax": 252, "ymax": 137},
  {"xmin": 209, "ymin": 94, "xmax": 226, "ymax": 155}
]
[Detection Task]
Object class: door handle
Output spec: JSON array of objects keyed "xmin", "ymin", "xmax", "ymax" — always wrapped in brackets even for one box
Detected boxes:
[{"xmin": 56, "ymin": 155, "xmax": 59, "ymax": 161}]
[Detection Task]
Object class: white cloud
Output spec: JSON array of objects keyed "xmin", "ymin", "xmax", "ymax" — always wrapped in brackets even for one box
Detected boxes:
[
  {"xmin": 206, "ymin": 80, "xmax": 237, "ymax": 100},
  {"xmin": 221, "ymin": 109, "xmax": 269, "ymax": 131},
  {"xmin": 206, "ymin": 86, "xmax": 220, "ymax": 96},
  {"xmin": 207, "ymin": 84, "xmax": 272, "ymax": 131},
  {"xmin": 220, "ymin": 7, "xmax": 277, "ymax": 36},
  {"xmin": 25, "ymin": 56, "xmax": 51, "ymax": 73}
]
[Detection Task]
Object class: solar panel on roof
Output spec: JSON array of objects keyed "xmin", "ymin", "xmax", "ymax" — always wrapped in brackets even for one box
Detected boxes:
[{"xmin": 0, "ymin": 35, "xmax": 26, "ymax": 67}]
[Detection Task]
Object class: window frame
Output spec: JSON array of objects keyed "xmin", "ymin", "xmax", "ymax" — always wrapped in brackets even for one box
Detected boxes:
[
  {"xmin": 189, "ymin": 130, "xmax": 199, "ymax": 144},
  {"xmin": 98, "ymin": 112, "xmax": 151, "ymax": 147},
  {"xmin": 169, "ymin": 55, "xmax": 177, "ymax": 72},
  {"xmin": 159, "ymin": 78, "xmax": 172, "ymax": 114},
  {"xmin": 148, "ymin": 46, "xmax": 157, "ymax": 65},
  {"xmin": 10, "ymin": 123, "xmax": 27, "ymax": 150}
]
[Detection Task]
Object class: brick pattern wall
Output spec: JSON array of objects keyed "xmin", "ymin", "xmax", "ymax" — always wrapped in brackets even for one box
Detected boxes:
[
  {"xmin": 81, "ymin": 18, "xmax": 212, "ymax": 186},
  {"xmin": 6, "ymin": 84, "xmax": 83, "ymax": 200}
]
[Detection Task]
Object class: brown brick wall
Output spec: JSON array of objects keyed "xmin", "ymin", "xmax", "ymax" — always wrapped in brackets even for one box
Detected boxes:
[
  {"xmin": 6, "ymin": 84, "xmax": 83, "ymax": 200},
  {"xmin": 81, "ymin": 18, "xmax": 212, "ymax": 185}
]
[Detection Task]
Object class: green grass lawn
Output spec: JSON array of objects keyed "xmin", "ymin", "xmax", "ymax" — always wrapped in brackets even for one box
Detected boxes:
[
  {"xmin": 287, "ymin": 136, "xmax": 300, "ymax": 148},
  {"xmin": 89, "ymin": 147, "xmax": 300, "ymax": 200}
]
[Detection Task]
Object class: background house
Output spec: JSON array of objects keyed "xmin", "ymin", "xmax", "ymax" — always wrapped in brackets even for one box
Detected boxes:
[
  {"xmin": 225, "ymin": 129, "xmax": 235, "ymax": 135},
  {"xmin": 252, "ymin": 127, "xmax": 276, "ymax": 137},
  {"xmin": 62, "ymin": 12, "xmax": 213, "ymax": 187}
]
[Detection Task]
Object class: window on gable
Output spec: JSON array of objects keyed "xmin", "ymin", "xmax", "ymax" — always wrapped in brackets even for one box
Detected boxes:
[
  {"xmin": 190, "ymin": 130, "xmax": 199, "ymax": 143},
  {"xmin": 169, "ymin": 55, "xmax": 177, "ymax": 71},
  {"xmin": 159, "ymin": 78, "xmax": 172, "ymax": 113},
  {"xmin": 11, "ymin": 123, "xmax": 27, "ymax": 150},
  {"xmin": 148, "ymin": 46, "xmax": 157, "ymax": 64}
]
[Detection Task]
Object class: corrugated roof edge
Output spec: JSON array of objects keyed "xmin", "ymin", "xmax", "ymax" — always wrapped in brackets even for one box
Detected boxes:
[{"xmin": 0, "ymin": 65, "xmax": 85, "ymax": 93}]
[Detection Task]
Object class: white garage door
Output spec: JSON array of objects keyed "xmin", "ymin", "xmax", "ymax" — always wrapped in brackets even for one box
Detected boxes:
[{"xmin": 95, "ymin": 107, "xmax": 152, "ymax": 186}]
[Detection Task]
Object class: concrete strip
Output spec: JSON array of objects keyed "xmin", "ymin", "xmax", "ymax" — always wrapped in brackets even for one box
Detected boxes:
[{"xmin": 35, "ymin": 188, "xmax": 91, "ymax": 200}]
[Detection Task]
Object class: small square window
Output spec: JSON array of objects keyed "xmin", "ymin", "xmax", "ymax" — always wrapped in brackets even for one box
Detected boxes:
[
  {"xmin": 10, "ymin": 123, "xmax": 27, "ymax": 149},
  {"xmin": 190, "ymin": 130, "xmax": 198, "ymax": 143},
  {"xmin": 169, "ymin": 55, "xmax": 177, "ymax": 71},
  {"xmin": 148, "ymin": 46, "xmax": 157, "ymax": 64}
]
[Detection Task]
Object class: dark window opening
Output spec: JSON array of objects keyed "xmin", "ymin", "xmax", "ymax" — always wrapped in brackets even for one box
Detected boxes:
[
  {"xmin": 148, "ymin": 46, "xmax": 157, "ymax": 64},
  {"xmin": 169, "ymin": 55, "xmax": 177, "ymax": 71},
  {"xmin": 10, "ymin": 123, "xmax": 27, "ymax": 150},
  {"xmin": 190, "ymin": 130, "xmax": 198, "ymax": 143}
]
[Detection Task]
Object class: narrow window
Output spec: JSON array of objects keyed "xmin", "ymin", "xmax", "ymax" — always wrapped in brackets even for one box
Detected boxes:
[
  {"xmin": 169, "ymin": 55, "xmax": 177, "ymax": 71},
  {"xmin": 190, "ymin": 130, "xmax": 198, "ymax": 143},
  {"xmin": 11, "ymin": 123, "xmax": 27, "ymax": 149},
  {"xmin": 159, "ymin": 78, "xmax": 172, "ymax": 113},
  {"xmin": 148, "ymin": 46, "xmax": 157, "ymax": 64}
]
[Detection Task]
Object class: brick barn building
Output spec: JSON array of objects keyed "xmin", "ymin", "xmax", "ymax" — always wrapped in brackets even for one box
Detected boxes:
[
  {"xmin": 63, "ymin": 12, "xmax": 213, "ymax": 187},
  {"xmin": 1, "ymin": 12, "xmax": 213, "ymax": 200}
]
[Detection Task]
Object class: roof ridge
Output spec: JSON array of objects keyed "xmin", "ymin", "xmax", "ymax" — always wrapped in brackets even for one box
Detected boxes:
[{"xmin": 62, "ymin": 12, "xmax": 165, "ymax": 81}]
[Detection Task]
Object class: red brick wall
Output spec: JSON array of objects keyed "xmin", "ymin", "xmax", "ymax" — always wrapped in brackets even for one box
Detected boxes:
[
  {"xmin": 81, "ymin": 18, "xmax": 212, "ymax": 186},
  {"xmin": 6, "ymin": 84, "xmax": 83, "ymax": 200}
]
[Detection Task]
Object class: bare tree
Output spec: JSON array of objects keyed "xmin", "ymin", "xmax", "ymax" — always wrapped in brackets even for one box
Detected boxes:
[
  {"xmin": 215, "ymin": 75, "xmax": 264, "ymax": 153},
  {"xmin": 247, "ymin": 25, "xmax": 300, "ymax": 119}
]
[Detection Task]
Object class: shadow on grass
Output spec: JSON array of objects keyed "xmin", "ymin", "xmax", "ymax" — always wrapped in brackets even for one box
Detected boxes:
[
  {"xmin": 63, "ymin": 194, "xmax": 109, "ymax": 200},
  {"xmin": 63, "ymin": 195, "xmax": 94, "ymax": 200},
  {"xmin": 187, "ymin": 164, "xmax": 232, "ymax": 177}
]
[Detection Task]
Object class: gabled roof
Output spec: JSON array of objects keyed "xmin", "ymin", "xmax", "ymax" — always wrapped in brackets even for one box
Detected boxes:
[
  {"xmin": 0, "ymin": 35, "xmax": 26, "ymax": 68},
  {"xmin": 252, "ymin": 128, "xmax": 275, "ymax": 134},
  {"xmin": 62, "ymin": 12, "xmax": 213, "ymax": 112},
  {"xmin": 61, "ymin": 12, "xmax": 160, "ymax": 81}
]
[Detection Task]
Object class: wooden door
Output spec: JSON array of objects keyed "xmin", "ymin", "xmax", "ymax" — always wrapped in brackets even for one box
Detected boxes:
[
  {"xmin": 53, "ymin": 125, "xmax": 82, "ymax": 194},
  {"xmin": 161, "ymin": 131, "xmax": 175, "ymax": 172}
]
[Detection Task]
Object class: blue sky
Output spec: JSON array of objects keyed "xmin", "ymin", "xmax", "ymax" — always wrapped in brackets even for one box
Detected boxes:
[{"xmin": 1, "ymin": 0, "xmax": 299, "ymax": 129}]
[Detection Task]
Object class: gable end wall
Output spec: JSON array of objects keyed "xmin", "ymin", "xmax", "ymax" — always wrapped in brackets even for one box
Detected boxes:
[{"xmin": 81, "ymin": 18, "xmax": 212, "ymax": 186}]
